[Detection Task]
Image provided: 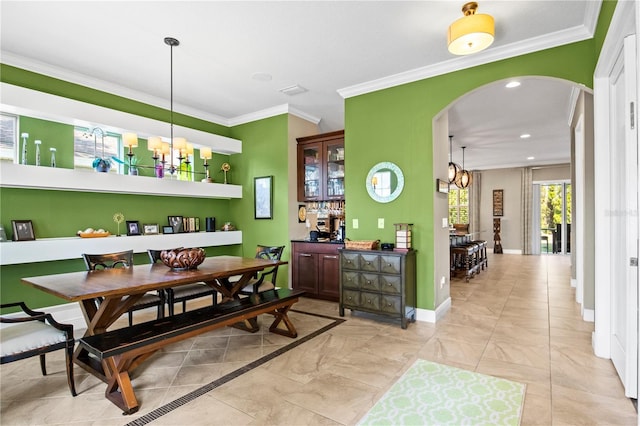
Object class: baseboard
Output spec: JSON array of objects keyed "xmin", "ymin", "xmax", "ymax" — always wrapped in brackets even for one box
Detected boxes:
[
  {"xmin": 416, "ymin": 297, "xmax": 451, "ymax": 323},
  {"xmin": 571, "ymin": 278, "xmax": 577, "ymax": 288},
  {"xmin": 487, "ymin": 248, "xmax": 522, "ymax": 255},
  {"xmin": 583, "ymin": 308, "xmax": 594, "ymax": 322}
]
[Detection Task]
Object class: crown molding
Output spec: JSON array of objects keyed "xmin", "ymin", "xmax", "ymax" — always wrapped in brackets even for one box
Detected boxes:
[
  {"xmin": 338, "ymin": 24, "xmax": 594, "ymax": 99},
  {"xmin": 227, "ymin": 104, "xmax": 320, "ymax": 127}
]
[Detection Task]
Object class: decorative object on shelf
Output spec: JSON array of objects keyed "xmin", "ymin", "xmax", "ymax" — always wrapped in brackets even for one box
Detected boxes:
[
  {"xmin": 78, "ymin": 228, "xmax": 110, "ymax": 238},
  {"xmin": 254, "ymin": 175, "xmax": 273, "ymax": 219},
  {"xmin": 455, "ymin": 146, "xmax": 472, "ymax": 189},
  {"xmin": 205, "ymin": 217, "xmax": 216, "ymax": 232},
  {"xmin": 159, "ymin": 247, "xmax": 206, "ymax": 271},
  {"xmin": 344, "ymin": 240, "xmax": 380, "ymax": 250},
  {"xmin": 113, "ymin": 212, "xmax": 125, "ymax": 237},
  {"xmin": 0, "ymin": 226, "xmax": 7, "ymax": 242},
  {"xmin": 49, "ymin": 147, "xmax": 56, "ymax": 168},
  {"xmin": 365, "ymin": 162, "xmax": 404, "ymax": 203},
  {"xmin": 34, "ymin": 140, "xmax": 41, "ymax": 166},
  {"xmin": 221, "ymin": 222, "xmax": 235, "ymax": 231},
  {"xmin": 448, "ymin": 135, "xmax": 461, "ymax": 184},
  {"xmin": 493, "ymin": 218, "xmax": 503, "ymax": 254},
  {"xmin": 20, "ymin": 133, "xmax": 28, "ymax": 165},
  {"xmin": 162, "ymin": 225, "xmax": 174, "ymax": 234},
  {"xmin": 143, "ymin": 223, "xmax": 159, "ymax": 235},
  {"xmin": 447, "ymin": 1, "xmax": 495, "ymax": 56},
  {"xmin": 126, "ymin": 221, "xmax": 141, "ymax": 236},
  {"xmin": 394, "ymin": 223, "xmax": 413, "ymax": 252},
  {"xmin": 493, "ymin": 189, "xmax": 503, "ymax": 216},
  {"xmin": 200, "ymin": 147, "xmax": 213, "ymax": 182},
  {"xmin": 11, "ymin": 220, "xmax": 35, "ymax": 241},
  {"xmin": 168, "ymin": 215, "xmax": 184, "ymax": 233},
  {"xmin": 221, "ymin": 162, "xmax": 231, "ymax": 184},
  {"xmin": 88, "ymin": 127, "xmax": 112, "ymax": 173}
]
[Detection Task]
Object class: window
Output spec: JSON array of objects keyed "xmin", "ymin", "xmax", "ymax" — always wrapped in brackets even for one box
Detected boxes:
[
  {"xmin": 0, "ymin": 114, "xmax": 17, "ymax": 161},
  {"xmin": 448, "ymin": 187, "xmax": 469, "ymax": 225},
  {"xmin": 74, "ymin": 127, "xmax": 121, "ymax": 172}
]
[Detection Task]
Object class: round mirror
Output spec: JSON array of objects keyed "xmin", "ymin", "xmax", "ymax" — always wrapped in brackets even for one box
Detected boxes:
[{"xmin": 365, "ymin": 162, "xmax": 404, "ymax": 203}]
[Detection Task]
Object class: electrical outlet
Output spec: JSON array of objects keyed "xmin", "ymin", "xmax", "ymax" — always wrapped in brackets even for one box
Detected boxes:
[
  {"xmin": 440, "ymin": 276, "xmax": 446, "ymax": 289},
  {"xmin": 353, "ymin": 218, "xmax": 359, "ymax": 229},
  {"xmin": 378, "ymin": 218, "xmax": 385, "ymax": 229}
]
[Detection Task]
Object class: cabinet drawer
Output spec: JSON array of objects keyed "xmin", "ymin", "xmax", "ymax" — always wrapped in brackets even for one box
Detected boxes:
[
  {"xmin": 359, "ymin": 254, "xmax": 379, "ymax": 272},
  {"xmin": 342, "ymin": 271, "xmax": 359, "ymax": 289},
  {"xmin": 359, "ymin": 273, "xmax": 379, "ymax": 292},
  {"xmin": 380, "ymin": 294, "xmax": 401, "ymax": 314},
  {"xmin": 341, "ymin": 252, "xmax": 360, "ymax": 270},
  {"xmin": 342, "ymin": 289, "xmax": 360, "ymax": 306},
  {"xmin": 359, "ymin": 292, "xmax": 380, "ymax": 311},
  {"xmin": 380, "ymin": 255, "xmax": 402, "ymax": 274},
  {"xmin": 379, "ymin": 274, "xmax": 402, "ymax": 294}
]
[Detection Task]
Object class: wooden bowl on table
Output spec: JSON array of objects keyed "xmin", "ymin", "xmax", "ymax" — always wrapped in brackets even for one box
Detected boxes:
[{"xmin": 160, "ymin": 247, "xmax": 206, "ymax": 271}]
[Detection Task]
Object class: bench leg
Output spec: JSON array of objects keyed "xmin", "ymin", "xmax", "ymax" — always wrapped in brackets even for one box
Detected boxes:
[
  {"xmin": 268, "ymin": 304, "xmax": 298, "ymax": 338},
  {"xmin": 231, "ymin": 317, "xmax": 260, "ymax": 333},
  {"xmin": 104, "ymin": 356, "xmax": 139, "ymax": 415}
]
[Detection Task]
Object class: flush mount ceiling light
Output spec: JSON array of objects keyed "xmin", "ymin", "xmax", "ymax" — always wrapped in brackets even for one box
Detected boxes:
[{"xmin": 447, "ymin": 2, "xmax": 495, "ymax": 55}]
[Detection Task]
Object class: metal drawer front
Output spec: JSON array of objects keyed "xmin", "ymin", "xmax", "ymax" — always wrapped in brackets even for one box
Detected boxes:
[
  {"xmin": 359, "ymin": 254, "xmax": 379, "ymax": 272},
  {"xmin": 342, "ymin": 289, "xmax": 360, "ymax": 306},
  {"xmin": 380, "ymin": 255, "xmax": 401, "ymax": 274},
  {"xmin": 341, "ymin": 252, "xmax": 360, "ymax": 270},
  {"xmin": 380, "ymin": 295, "xmax": 401, "ymax": 314},
  {"xmin": 342, "ymin": 272, "xmax": 359, "ymax": 289},
  {"xmin": 359, "ymin": 273, "xmax": 380, "ymax": 292},
  {"xmin": 379, "ymin": 275, "xmax": 402, "ymax": 294},
  {"xmin": 359, "ymin": 292, "xmax": 380, "ymax": 311}
]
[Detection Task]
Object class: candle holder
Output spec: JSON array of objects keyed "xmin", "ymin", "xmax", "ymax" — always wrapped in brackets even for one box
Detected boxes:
[
  {"xmin": 20, "ymin": 133, "xmax": 28, "ymax": 165},
  {"xmin": 34, "ymin": 140, "xmax": 42, "ymax": 166},
  {"xmin": 394, "ymin": 223, "xmax": 413, "ymax": 252},
  {"xmin": 50, "ymin": 147, "xmax": 56, "ymax": 168}
]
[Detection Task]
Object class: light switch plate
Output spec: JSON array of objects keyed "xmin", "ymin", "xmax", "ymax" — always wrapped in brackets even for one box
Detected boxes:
[
  {"xmin": 442, "ymin": 218, "xmax": 449, "ymax": 228},
  {"xmin": 353, "ymin": 219, "xmax": 359, "ymax": 229},
  {"xmin": 378, "ymin": 218, "xmax": 384, "ymax": 229}
]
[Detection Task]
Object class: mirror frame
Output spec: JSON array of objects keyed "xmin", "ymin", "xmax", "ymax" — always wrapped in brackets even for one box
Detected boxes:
[{"xmin": 365, "ymin": 161, "xmax": 405, "ymax": 203}]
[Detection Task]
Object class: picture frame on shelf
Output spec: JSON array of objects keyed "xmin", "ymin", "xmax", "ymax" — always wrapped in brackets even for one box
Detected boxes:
[
  {"xmin": 162, "ymin": 226, "xmax": 174, "ymax": 234},
  {"xmin": 143, "ymin": 223, "xmax": 159, "ymax": 235},
  {"xmin": 11, "ymin": 220, "xmax": 35, "ymax": 241},
  {"xmin": 254, "ymin": 175, "xmax": 273, "ymax": 220},
  {"xmin": 126, "ymin": 220, "xmax": 141, "ymax": 236},
  {"xmin": 168, "ymin": 216, "xmax": 184, "ymax": 233}
]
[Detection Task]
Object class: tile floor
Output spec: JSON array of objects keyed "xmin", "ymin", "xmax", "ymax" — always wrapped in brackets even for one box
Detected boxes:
[{"xmin": 1, "ymin": 253, "xmax": 637, "ymax": 425}]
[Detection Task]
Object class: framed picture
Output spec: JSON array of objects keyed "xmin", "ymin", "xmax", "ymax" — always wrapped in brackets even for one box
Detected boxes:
[
  {"xmin": 11, "ymin": 220, "xmax": 35, "ymax": 241},
  {"xmin": 143, "ymin": 223, "xmax": 159, "ymax": 235},
  {"xmin": 254, "ymin": 176, "xmax": 273, "ymax": 219},
  {"xmin": 126, "ymin": 221, "xmax": 141, "ymax": 236},
  {"xmin": 493, "ymin": 189, "xmax": 504, "ymax": 216},
  {"xmin": 436, "ymin": 178, "xmax": 449, "ymax": 194},
  {"xmin": 168, "ymin": 216, "xmax": 184, "ymax": 233},
  {"xmin": 162, "ymin": 226, "xmax": 174, "ymax": 234}
]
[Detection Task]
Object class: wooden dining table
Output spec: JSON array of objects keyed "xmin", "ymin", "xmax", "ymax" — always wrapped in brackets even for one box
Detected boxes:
[{"xmin": 21, "ymin": 255, "xmax": 288, "ymax": 403}]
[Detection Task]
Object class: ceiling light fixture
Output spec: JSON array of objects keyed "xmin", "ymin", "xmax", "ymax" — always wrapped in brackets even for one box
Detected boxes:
[
  {"xmin": 164, "ymin": 36, "xmax": 189, "ymax": 179},
  {"xmin": 505, "ymin": 81, "xmax": 521, "ymax": 88},
  {"xmin": 455, "ymin": 146, "xmax": 472, "ymax": 189},
  {"xmin": 520, "ymin": 133, "xmax": 531, "ymax": 139},
  {"xmin": 448, "ymin": 135, "xmax": 461, "ymax": 184},
  {"xmin": 447, "ymin": 2, "xmax": 495, "ymax": 56}
]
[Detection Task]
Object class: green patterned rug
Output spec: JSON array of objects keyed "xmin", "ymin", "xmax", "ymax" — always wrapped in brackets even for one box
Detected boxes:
[{"xmin": 358, "ymin": 359, "xmax": 526, "ymax": 426}]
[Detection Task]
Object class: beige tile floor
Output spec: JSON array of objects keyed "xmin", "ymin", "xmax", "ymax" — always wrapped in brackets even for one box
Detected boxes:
[{"xmin": 1, "ymin": 253, "xmax": 637, "ymax": 425}]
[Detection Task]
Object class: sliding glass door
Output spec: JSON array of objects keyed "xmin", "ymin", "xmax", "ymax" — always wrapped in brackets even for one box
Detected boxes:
[{"xmin": 539, "ymin": 182, "xmax": 572, "ymax": 254}]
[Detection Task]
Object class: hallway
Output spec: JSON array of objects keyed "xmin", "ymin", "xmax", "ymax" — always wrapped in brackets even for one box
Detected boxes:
[{"xmin": 0, "ymin": 254, "xmax": 637, "ymax": 425}]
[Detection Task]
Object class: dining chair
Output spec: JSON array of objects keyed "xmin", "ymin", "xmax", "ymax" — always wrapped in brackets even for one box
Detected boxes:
[
  {"xmin": 0, "ymin": 301, "xmax": 77, "ymax": 396},
  {"xmin": 147, "ymin": 249, "xmax": 218, "ymax": 316},
  {"xmin": 82, "ymin": 250, "xmax": 166, "ymax": 326},
  {"xmin": 237, "ymin": 245, "xmax": 285, "ymax": 296}
]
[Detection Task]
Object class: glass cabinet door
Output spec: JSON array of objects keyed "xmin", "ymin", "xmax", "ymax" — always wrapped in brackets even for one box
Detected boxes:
[
  {"xmin": 325, "ymin": 142, "xmax": 345, "ymax": 199},
  {"xmin": 302, "ymin": 144, "xmax": 321, "ymax": 199}
]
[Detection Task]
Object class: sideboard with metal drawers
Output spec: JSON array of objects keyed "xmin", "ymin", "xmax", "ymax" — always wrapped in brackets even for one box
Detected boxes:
[{"xmin": 338, "ymin": 248, "xmax": 416, "ymax": 329}]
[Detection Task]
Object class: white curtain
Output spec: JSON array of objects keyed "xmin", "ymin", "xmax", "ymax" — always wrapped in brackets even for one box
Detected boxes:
[
  {"xmin": 469, "ymin": 171, "xmax": 481, "ymax": 237},
  {"xmin": 521, "ymin": 167, "xmax": 534, "ymax": 254}
]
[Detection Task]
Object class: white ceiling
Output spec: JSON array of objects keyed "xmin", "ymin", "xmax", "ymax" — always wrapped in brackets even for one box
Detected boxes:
[{"xmin": 0, "ymin": 1, "xmax": 599, "ymax": 170}]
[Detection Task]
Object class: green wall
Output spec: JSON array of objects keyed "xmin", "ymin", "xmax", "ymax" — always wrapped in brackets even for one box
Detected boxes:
[{"xmin": 344, "ymin": 39, "xmax": 598, "ymax": 311}]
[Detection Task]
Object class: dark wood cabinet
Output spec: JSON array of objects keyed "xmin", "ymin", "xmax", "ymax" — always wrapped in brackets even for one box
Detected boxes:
[
  {"xmin": 297, "ymin": 130, "xmax": 344, "ymax": 201},
  {"xmin": 292, "ymin": 241, "xmax": 343, "ymax": 301},
  {"xmin": 339, "ymin": 249, "xmax": 416, "ymax": 329}
]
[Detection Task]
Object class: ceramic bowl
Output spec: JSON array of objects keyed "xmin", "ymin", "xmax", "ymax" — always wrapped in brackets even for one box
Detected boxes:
[{"xmin": 160, "ymin": 247, "xmax": 206, "ymax": 271}]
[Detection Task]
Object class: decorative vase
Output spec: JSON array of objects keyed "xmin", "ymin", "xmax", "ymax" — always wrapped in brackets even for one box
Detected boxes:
[
  {"xmin": 129, "ymin": 167, "xmax": 138, "ymax": 176},
  {"xmin": 94, "ymin": 159, "xmax": 111, "ymax": 173},
  {"xmin": 155, "ymin": 164, "xmax": 164, "ymax": 178}
]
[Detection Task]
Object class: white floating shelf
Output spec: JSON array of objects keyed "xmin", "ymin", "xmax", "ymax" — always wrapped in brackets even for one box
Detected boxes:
[
  {"xmin": 0, "ymin": 163, "xmax": 242, "ymax": 199},
  {"xmin": 0, "ymin": 230, "xmax": 242, "ymax": 265}
]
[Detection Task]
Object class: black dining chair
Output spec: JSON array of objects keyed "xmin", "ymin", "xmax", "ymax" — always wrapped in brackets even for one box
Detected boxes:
[
  {"xmin": 0, "ymin": 301, "xmax": 77, "ymax": 396},
  {"xmin": 237, "ymin": 245, "xmax": 285, "ymax": 296},
  {"xmin": 147, "ymin": 249, "xmax": 218, "ymax": 316},
  {"xmin": 82, "ymin": 250, "xmax": 166, "ymax": 326}
]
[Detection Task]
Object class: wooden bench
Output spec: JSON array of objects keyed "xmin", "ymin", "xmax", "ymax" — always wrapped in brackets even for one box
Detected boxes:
[{"xmin": 77, "ymin": 288, "xmax": 304, "ymax": 414}]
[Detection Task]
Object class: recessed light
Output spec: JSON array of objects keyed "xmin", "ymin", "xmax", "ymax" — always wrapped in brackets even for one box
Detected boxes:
[
  {"xmin": 252, "ymin": 72, "xmax": 272, "ymax": 82},
  {"xmin": 527, "ymin": 156, "xmax": 535, "ymax": 160},
  {"xmin": 520, "ymin": 133, "xmax": 531, "ymax": 139},
  {"xmin": 506, "ymin": 81, "xmax": 521, "ymax": 88}
]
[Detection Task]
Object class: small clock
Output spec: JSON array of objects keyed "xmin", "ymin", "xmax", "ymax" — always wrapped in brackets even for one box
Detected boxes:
[{"xmin": 298, "ymin": 205, "xmax": 307, "ymax": 223}]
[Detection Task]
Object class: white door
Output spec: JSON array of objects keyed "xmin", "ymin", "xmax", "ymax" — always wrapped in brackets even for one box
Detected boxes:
[{"xmin": 610, "ymin": 35, "xmax": 638, "ymax": 399}]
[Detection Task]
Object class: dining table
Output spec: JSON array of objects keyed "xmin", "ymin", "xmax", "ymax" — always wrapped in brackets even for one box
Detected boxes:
[{"xmin": 21, "ymin": 255, "xmax": 288, "ymax": 406}]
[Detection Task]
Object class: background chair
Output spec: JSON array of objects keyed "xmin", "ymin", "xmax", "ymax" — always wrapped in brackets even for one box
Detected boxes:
[
  {"xmin": 238, "ymin": 245, "xmax": 285, "ymax": 296},
  {"xmin": 147, "ymin": 249, "xmax": 217, "ymax": 316},
  {"xmin": 0, "ymin": 301, "xmax": 77, "ymax": 396},
  {"xmin": 82, "ymin": 250, "xmax": 165, "ymax": 326}
]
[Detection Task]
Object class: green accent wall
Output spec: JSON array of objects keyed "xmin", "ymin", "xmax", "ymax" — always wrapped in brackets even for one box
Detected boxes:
[{"xmin": 344, "ymin": 39, "xmax": 599, "ymax": 311}]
